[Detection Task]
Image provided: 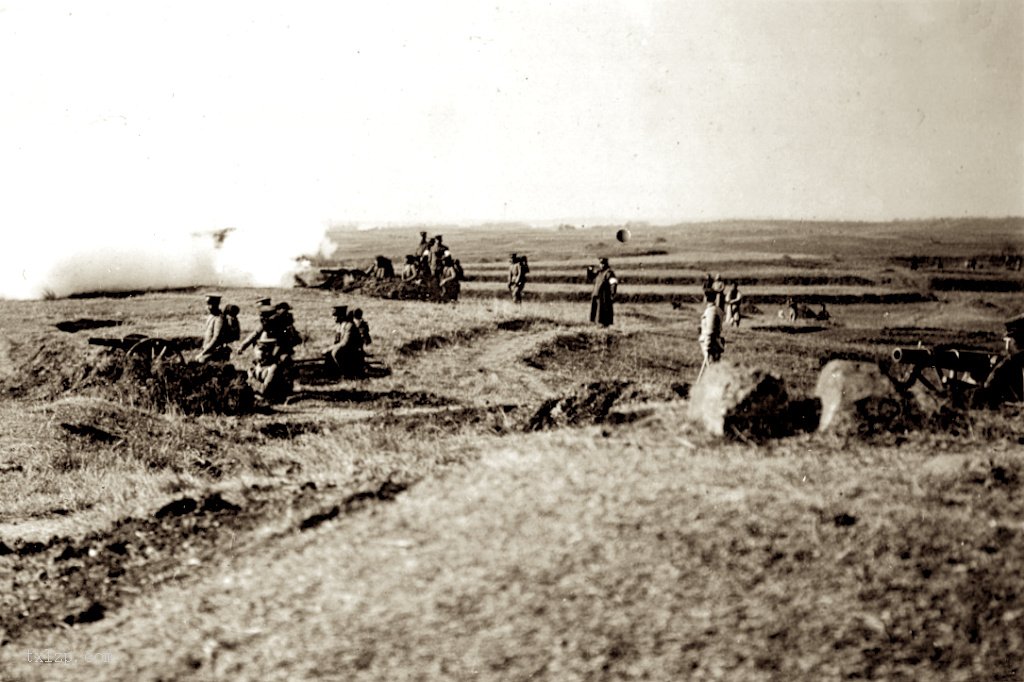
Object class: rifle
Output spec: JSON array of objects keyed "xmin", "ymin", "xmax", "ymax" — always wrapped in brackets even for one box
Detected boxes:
[{"xmin": 890, "ymin": 345, "xmax": 1000, "ymax": 394}]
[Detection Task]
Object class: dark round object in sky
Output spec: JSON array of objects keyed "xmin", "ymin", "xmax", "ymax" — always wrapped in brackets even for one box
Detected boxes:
[{"xmin": 615, "ymin": 228, "xmax": 631, "ymax": 243}]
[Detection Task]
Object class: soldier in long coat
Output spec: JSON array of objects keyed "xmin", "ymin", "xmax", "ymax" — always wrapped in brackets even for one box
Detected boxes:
[{"xmin": 589, "ymin": 258, "xmax": 618, "ymax": 326}]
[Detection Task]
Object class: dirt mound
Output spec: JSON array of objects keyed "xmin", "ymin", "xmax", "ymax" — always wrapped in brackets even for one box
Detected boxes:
[
  {"xmin": 525, "ymin": 381, "xmax": 630, "ymax": 431},
  {"xmin": 109, "ymin": 357, "xmax": 255, "ymax": 415},
  {"xmin": 522, "ymin": 331, "xmax": 614, "ymax": 370},
  {"xmin": 3, "ymin": 336, "xmax": 254, "ymax": 415}
]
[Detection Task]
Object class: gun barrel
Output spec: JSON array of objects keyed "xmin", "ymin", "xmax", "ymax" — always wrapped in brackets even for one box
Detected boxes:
[{"xmin": 893, "ymin": 347, "xmax": 998, "ymax": 375}]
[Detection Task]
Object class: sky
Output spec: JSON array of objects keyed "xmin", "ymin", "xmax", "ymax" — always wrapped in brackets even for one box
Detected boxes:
[{"xmin": 0, "ymin": 0, "xmax": 1021, "ymax": 296}]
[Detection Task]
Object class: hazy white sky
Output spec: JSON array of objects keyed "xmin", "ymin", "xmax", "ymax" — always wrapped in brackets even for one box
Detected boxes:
[{"xmin": 1, "ymin": 0, "xmax": 1021, "ymax": 234}]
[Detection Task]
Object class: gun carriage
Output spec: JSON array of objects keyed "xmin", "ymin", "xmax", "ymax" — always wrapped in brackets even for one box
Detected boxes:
[
  {"xmin": 88, "ymin": 334, "xmax": 197, "ymax": 368},
  {"xmin": 890, "ymin": 344, "xmax": 1024, "ymax": 404}
]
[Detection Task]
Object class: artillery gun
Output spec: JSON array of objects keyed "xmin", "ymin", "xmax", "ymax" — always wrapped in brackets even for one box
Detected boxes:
[
  {"xmin": 88, "ymin": 334, "xmax": 200, "ymax": 369},
  {"xmin": 889, "ymin": 344, "xmax": 1024, "ymax": 405}
]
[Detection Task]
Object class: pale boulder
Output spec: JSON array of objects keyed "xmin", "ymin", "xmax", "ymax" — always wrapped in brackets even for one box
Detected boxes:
[
  {"xmin": 815, "ymin": 360, "xmax": 905, "ymax": 435},
  {"xmin": 688, "ymin": 361, "xmax": 790, "ymax": 438}
]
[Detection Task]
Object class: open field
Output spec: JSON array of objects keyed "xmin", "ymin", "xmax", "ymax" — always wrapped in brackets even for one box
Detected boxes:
[{"xmin": 1, "ymin": 219, "xmax": 1023, "ymax": 680}]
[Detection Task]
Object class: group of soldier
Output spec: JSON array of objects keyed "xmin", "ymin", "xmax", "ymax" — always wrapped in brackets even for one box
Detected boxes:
[
  {"xmin": 195, "ymin": 294, "xmax": 372, "ymax": 404},
  {"xmin": 399, "ymin": 232, "xmax": 465, "ymax": 302}
]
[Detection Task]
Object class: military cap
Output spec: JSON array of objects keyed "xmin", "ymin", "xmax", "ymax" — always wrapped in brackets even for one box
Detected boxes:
[
  {"xmin": 599, "ymin": 257, "xmax": 609, "ymax": 266},
  {"xmin": 255, "ymin": 297, "xmax": 271, "ymax": 306},
  {"xmin": 205, "ymin": 294, "xmax": 222, "ymax": 304},
  {"xmin": 510, "ymin": 252, "xmax": 518, "ymax": 260},
  {"xmin": 275, "ymin": 301, "xmax": 291, "ymax": 311},
  {"xmin": 332, "ymin": 304, "xmax": 348, "ymax": 317}
]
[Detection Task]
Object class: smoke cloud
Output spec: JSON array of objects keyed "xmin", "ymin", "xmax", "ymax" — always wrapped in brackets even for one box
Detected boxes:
[{"xmin": 1, "ymin": 222, "xmax": 335, "ymax": 301}]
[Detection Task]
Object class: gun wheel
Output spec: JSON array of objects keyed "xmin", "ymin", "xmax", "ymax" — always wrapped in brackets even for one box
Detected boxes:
[{"xmin": 127, "ymin": 337, "xmax": 186, "ymax": 368}]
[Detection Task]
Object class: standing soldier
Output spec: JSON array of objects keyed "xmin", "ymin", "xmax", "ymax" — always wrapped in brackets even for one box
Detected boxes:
[
  {"xmin": 589, "ymin": 257, "xmax": 618, "ymax": 326},
  {"xmin": 725, "ymin": 282, "xmax": 742, "ymax": 327},
  {"xmin": 429, "ymin": 235, "xmax": 446, "ymax": 282},
  {"xmin": 508, "ymin": 253, "xmax": 527, "ymax": 304},
  {"xmin": 416, "ymin": 231, "xmax": 429, "ymax": 259},
  {"xmin": 440, "ymin": 256, "xmax": 461, "ymax": 302},
  {"xmin": 196, "ymin": 294, "xmax": 232, "ymax": 362},
  {"xmin": 697, "ymin": 288, "xmax": 725, "ymax": 380}
]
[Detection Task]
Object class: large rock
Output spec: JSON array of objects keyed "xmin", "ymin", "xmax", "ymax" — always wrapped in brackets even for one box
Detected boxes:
[
  {"xmin": 815, "ymin": 360, "xmax": 905, "ymax": 435},
  {"xmin": 688, "ymin": 362, "xmax": 790, "ymax": 439}
]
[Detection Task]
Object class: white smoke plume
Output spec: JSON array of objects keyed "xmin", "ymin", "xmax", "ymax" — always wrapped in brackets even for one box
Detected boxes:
[{"xmin": 1, "ymin": 221, "xmax": 335, "ymax": 300}]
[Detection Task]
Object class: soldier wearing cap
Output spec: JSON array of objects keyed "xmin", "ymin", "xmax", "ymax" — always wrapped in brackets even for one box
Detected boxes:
[
  {"xmin": 196, "ymin": 294, "xmax": 233, "ymax": 362},
  {"xmin": 247, "ymin": 332, "xmax": 291, "ymax": 404},
  {"xmin": 239, "ymin": 304, "xmax": 276, "ymax": 353},
  {"xmin": 508, "ymin": 252, "xmax": 527, "ymax": 304},
  {"xmin": 589, "ymin": 258, "xmax": 618, "ymax": 326}
]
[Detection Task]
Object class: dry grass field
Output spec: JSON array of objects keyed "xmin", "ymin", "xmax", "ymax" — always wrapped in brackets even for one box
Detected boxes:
[{"xmin": 1, "ymin": 218, "xmax": 1023, "ymax": 681}]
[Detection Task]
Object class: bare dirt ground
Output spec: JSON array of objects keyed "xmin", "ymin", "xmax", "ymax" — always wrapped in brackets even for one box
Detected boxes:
[{"xmin": 1, "ymin": 219, "xmax": 1023, "ymax": 680}]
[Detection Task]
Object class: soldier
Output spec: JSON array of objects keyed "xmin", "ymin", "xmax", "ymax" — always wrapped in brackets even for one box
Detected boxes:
[
  {"xmin": 324, "ymin": 305, "xmax": 362, "ymax": 377},
  {"xmin": 247, "ymin": 333, "xmax": 291, "ymax": 404},
  {"xmin": 367, "ymin": 255, "xmax": 394, "ymax": 280},
  {"xmin": 352, "ymin": 308, "xmax": 371, "ymax": 348},
  {"xmin": 429, "ymin": 235, "xmax": 446, "ymax": 281},
  {"xmin": 978, "ymin": 313, "xmax": 1024, "ymax": 405},
  {"xmin": 402, "ymin": 255, "xmax": 419, "ymax": 281},
  {"xmin": 589, "ymin": 257, "xmax": 618, "ymax": 326},
  {"xmin": 725, "ymin": 282, "xmax": 742, "ymax": 327},
  {"xmin": 195, "ymin": 294, "xmax": 232, "ymax": 362},
  {"xmin": 440, "ymin": 256, "xmax": 461, "ymax": 302},
  {"xmin": 416, "ymin": 231, "xmax": 429, "ymax": 258},
  {"xmin": 270, "ymin": 302, "xmax": 302, "ymax": 360},
  {"xmin": 817, "ymin": 303, "xmax": 831, "ymax": 322},
  {"xmin": 786, "ymin": 296, "xmax": 798, "ymax": 322},
  {"xmin": 223, "ymin": 304, "xmax": 241, "ymax": 344},
  {"xmin": 697, "ymin": 288, "xmax": 725, "ymax": 379},
  {"xmin": 508, "ymin": 253, "xmax": 526, "ymax": 304},
  {"xmin": 711, "ymin": 274, "xmax": 726, "ymax": 311},
  {"xmin": 239, "ymin": 304, "xmax": 277, "ymax": 353}
]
